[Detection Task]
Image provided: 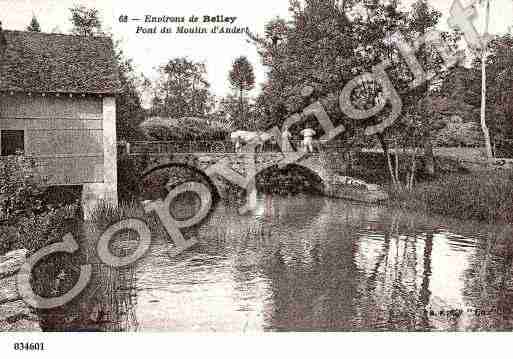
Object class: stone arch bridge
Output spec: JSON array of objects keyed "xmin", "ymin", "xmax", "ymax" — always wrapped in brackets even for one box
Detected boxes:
[{"xmin": 123, "ymin": 141, "xmax": 388, "ymax": 203}]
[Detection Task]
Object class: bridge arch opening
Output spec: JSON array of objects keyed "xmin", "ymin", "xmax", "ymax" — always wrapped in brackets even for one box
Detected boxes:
[
  {"xmin": 255, "ymin": 163, "xmax": 325, "ymax": 196},
  {"xmin": 139, "ymin": 163, "xmax": 220, "ymax": 221}
]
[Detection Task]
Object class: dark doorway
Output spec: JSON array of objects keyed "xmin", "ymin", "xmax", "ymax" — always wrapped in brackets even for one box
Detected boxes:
[{"xmin": 1, "ymin": 130, "xmax": 25, "ymax": 156}]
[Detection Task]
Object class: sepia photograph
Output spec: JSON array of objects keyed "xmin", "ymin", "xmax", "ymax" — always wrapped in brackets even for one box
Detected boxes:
[{"xmin": 0, "ymin": 0, "xmax": 512, "ymax": 356}]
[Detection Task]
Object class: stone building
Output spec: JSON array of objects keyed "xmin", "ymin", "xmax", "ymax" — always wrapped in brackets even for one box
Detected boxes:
[{"xmin": 0, "ymin": 25, "xmax": 120, "ymax": 217}]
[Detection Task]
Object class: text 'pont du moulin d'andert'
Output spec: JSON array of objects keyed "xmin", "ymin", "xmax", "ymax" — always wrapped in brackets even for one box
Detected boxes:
[{"xmin": 119, "ymin": 14, "xmax": 250, "ymax": 35}]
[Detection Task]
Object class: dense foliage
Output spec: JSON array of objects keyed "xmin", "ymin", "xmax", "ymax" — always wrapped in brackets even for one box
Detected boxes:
[
  {"xmin": 229, "ymin": 56, "xmax": 256, "ymax": 128},
  {"xmin": 0, "ymin": 156, "xmax": 45, "ymax": 224},
  {"xmin": 150, "ymin": 57, "xmax": 214, "ymax": 118},
  {"xmin": 440, "ymin": 34, "xmax": 513, "ymax": 157},
  {"xmin": 27, "ymin": 15, "xmax": 41, "ymax": 32},
  {"xmin": 389, "ymin": 170, "xmax": 513, "ymax": 224},
  {"xmin": 215, "ymin": 94, "xmax": 263, "ymax": 131},
  {"xmin": 69, "ymin": 5, "xmax": 102, "ymax": 36},
  {"xmin": 115, "ymin": 44, "xmax": 147, "ymax": 141},
  {"xmin": 0, "ymin": 156, "xmax": 78, "ymax": 255},
  {"xmin": 140, "ymin": 116, "xmax": 233, "ymax": 141}
]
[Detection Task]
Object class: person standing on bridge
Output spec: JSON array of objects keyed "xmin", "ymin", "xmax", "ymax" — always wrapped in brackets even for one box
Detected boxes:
[
  {"xmin": 281, "ymin": 129, "xmax": 293, "ymax": 153},
  {"xmin": 300, "ymin": 126, "xmax": 316, "ymax": 153},
  {"xmin": 234, "ymin": 136, "xmax": 242, "ymax": 153}
]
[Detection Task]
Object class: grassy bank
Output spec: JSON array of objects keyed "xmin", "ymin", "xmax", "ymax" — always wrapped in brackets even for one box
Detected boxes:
[
  {"xmin": 387, "ymin": 170, "xmax": 513, "ymax": 224},
  {"xmin": 346, "ymin": 151, "xmax": 512, "ymax": 225}
]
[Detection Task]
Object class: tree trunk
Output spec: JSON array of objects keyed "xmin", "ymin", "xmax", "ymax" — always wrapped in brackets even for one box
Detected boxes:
[
  {"xmin": 394, "ymin": 139, "xmax": 399, "ymax": 185},
  {"xmin": 240, "ymin": 87, "xmax": 244, "ymax": 127},
  {"xmin": 192, "ymin": 81, "xmax": 196, "ymax": 116},
  {"xmin": 481, "ymin": 51, "xmax": 494, "ymax": 160},
  {"xmin": 377, "ymin": 134, "xmax": 396, "ymax": 185},
  {"xmin": 423, "ymin": 136, "xmax": 435, "ymax": 177},
  {"xmin": 408, "ymin": 147, "xmax": 418, "ymax": 190},
  {"xmin": 480, "ymin": 0, "xmax": 494, "ymax": 160}
]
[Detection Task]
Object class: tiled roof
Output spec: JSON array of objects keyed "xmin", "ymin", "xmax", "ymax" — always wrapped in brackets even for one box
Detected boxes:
[{"xmin": 0, "ymin": 30, "xmax": 120, "ymax": 94}]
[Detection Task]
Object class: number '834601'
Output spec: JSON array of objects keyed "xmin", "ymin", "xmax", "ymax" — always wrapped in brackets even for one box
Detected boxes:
[{"xmin": 13, "ymin": 342, "xmax": 44, "ymax": 351}]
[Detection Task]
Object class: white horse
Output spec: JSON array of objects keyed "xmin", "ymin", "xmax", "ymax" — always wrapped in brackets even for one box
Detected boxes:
[{"xmin": 230, "ymin": 131, "xmax": 275, "ymax": 152}]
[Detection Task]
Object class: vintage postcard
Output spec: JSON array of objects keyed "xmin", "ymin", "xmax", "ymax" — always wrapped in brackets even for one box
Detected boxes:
[{"xmin": 0, "ymin": 0, "xmax": 512, "ymax": 356}]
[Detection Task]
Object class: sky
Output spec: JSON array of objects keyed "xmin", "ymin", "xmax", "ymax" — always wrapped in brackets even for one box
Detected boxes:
[{"xmin": 1, "ymin": 0, "xmax": 513, "ymax": 104}]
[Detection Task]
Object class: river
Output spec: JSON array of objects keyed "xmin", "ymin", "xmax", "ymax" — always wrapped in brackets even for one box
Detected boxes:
[{"xmin": 39, "ymin": 194, "xmax": 513, "ymax": 332}]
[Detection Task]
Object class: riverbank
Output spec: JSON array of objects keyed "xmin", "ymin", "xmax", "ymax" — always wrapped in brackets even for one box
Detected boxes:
[
  {"xmin": 386, "ymin": 170, "xmax": 513, "ymax": 225},
  {"xmin": 346, "ymin": 151, "xmax": 513, "ymax": 225},
  {"xmin": 0, "ymin": 249, "xmax": 41, "ymax": 332},
  {"xmin": 0, "ymin": 205, "xmax": 88, "ymax": 331}
]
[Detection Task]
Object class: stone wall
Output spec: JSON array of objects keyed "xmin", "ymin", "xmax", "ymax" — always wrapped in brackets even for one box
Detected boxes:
[
  {"xmin": 82, "ymin": 97, "xmax": 118, "ymax": 219},
  {"xmin": 0, "ymin": 249, "xmax": 41, "ymax": 331}
]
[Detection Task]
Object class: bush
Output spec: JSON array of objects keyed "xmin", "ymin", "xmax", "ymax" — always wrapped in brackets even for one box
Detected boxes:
[
  {"xmin": 0, "ymin": 157, "xmax": 87, "ymax": 314},
  {"xmin": 141, "ymin": 116, "xmax": 233, "ymax": 141},
  {"xmin": 0, "ymin": 155, "xmax": 45, "ymax": 223},
  {"xmin": 16, "ymin": 205, "xmax": 80, "ymax": 254},
  {"xmin": 388, "ymin": 170, "xmax": 513, "ymax": 224},
  {"xmin": 348, "ymin": 151, "xmax": 467, "ymax": 186},
  {"xmin": 0, "ymin": 155, "xmax": 80, "ymax": 255},
  {"xmin": 117, "ymin": 152, "xmax": 149, "ymax": 201}
]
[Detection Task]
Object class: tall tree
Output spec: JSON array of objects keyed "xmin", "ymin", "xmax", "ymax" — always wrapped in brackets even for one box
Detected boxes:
[
  {"xmin": 487, "ymin": 34, "xmax": 513, "ymax": 156},
  {"xmin": 251, "ymin": 0, "xmax": 449, "ymax": 185},
  {"xmin": 229, "ymin": 56, "xmax": 255, "ymax": 126},
  {"xmin": 401, "ymin": 0, "xmax": 445, "ymax": 178},
  {"xmin": 478, "ymin": 0, "xmax": 494, "ymax": 160},
  {"xmin": 460, "ymin": 33, "xmax": 513, "ymax": 157},
  {"xmin": 150, "ymin": 57, "xmax": 213, "ymax": 118},
  {"xmin": 438, "ymin": 32, "xmax": 513, "ymax": 158},
  {"xmin": 217, "ymin": 94, "xmax": 260, "ymax": 131},
  {"xmin": 27, "ymin": 15, "xmax": 41, "ymax": 32},
  {"xmin": 115, "ymin": 44, "xmax": 146, "ymax": 141},
  {"xmin": 69, "ymin": 5, "xmax": 102, "ymax": 36}
]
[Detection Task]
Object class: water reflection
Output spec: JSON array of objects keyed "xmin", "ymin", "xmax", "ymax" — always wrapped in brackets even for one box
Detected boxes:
[{"xmin": 42, "ymin": 195, "xmax": 513, "ymax": 331}]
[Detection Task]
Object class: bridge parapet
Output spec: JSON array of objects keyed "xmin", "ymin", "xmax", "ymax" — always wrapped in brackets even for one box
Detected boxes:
[
  {"xmin": 128, "ymin": 141, "xmax": 236, "ymax": 154},
  {"xmin": 123, "ymin": 140, "xmax": 350, "ymax": 156}
]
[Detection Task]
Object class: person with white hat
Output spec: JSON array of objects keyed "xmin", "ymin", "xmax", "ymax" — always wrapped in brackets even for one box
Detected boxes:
[{"xmin": 300, "ymin": 126, "xmax": 316, "ymax": 153}]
